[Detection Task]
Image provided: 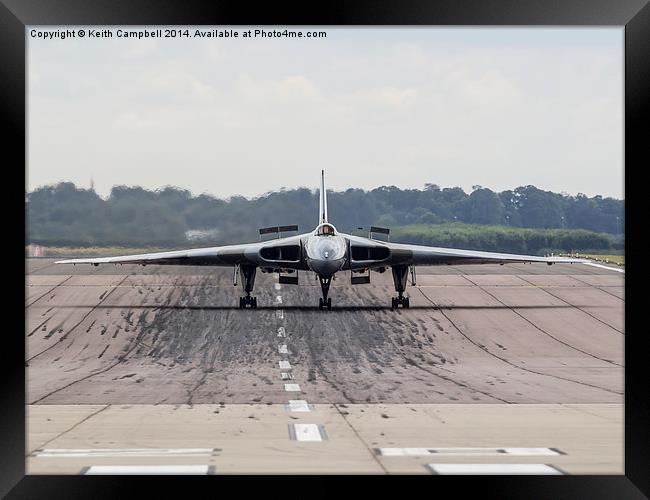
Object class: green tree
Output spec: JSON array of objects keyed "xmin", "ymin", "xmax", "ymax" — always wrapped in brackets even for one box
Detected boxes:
[{"xmin": 464, "ymin": 188, "xmax": 504, "ymax": 225}]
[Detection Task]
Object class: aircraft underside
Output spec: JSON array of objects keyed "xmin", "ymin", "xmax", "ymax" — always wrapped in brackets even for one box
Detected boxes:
[{"xmin": 235, "ymin": 262, "xmax": 412, "ymax": 310}]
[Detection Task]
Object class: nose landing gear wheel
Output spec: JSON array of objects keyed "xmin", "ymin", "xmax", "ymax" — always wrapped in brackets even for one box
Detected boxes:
[
  {"xmin": 391, "ymin": 296, "xmax": 409, "ymax": 309},
  {"xmin": 317, "ymin": 274, "xmax": 333, "ymax": 310},
  {"xmin": 239, "ymin": 296, "xmax": 257, "ymax": 308},
  {"xmin": 318, "ymin": 297, "xmax": 332, "ymax": 310}
]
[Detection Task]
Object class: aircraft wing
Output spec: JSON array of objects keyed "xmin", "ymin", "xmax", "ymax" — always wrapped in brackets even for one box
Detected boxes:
[
  {"xmin": 381, "ymin": 241, "xmax": 589, "ymax": 266},
  {"xmin": 55, "ymin": 243, "xmax": 260, "ymax": 267}
]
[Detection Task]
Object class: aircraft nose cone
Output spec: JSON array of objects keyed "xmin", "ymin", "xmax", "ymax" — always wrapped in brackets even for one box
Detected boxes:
[
  {"xmin": 306, "ymin": 235, "xmax": 346, "ymax": 276},
  {"xmin": 310, "ymin": 258, "xmax": 344, "ymax": 277}
]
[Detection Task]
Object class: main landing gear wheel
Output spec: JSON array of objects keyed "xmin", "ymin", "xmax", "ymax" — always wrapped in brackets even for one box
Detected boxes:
[
  {"xmin": 391, "ymin": 296, "xmax": 409, "ymax": 309},
  {"xmin": 390, "ymin": 265, "xmax": 410, "ymax": 309},
  {"xmin": 318, "ymin": 297, "xmax": 332, "ymax": 310},
  {"xmin": 240, "ymin": 296, "xmax": 257, "ymax": 308},
  {"xmin": 238, "ymin": 264, "xmax": 258, "ymax": 308}
]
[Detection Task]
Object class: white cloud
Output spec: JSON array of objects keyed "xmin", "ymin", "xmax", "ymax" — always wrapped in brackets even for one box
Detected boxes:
[
  {"xmin": 122, "ymin": 38, "xmax": 159, "ymax": 59},
  {"xmin": 146, "ymin": 72, "xmax": 217, "ymax": 102},
  {"xmin": 111, "ymin": 111, "xmax": 167, "ymax": 132},
  {"xmin": 236, "ymin": 74, "xmax": 322, "ymax": 101},
  {"xmin": 27, "ymin": 27, "xmax": 623, "ymax": 199},
  {"xmin": 347, "ymin": 87, "xmax": 417, "ymax": 108},
  {"xmin": 460, "ymin": 68, "xmax": 522, "ymax": 104}
]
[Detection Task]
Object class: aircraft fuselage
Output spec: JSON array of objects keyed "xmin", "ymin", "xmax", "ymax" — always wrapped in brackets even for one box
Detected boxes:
[{"xmin": 304, "ymin": 232, "xmax": 347, "ymax": 277}]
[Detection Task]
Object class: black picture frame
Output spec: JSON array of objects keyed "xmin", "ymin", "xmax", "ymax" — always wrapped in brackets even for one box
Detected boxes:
[{"xmin": 2, "ymin": 0, "xmax": 647, "ymax": 497}]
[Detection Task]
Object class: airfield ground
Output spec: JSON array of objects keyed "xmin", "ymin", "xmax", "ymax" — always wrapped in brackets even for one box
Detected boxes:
[{"xmin": 26, "ymin": 258, "xmax": 624, "ymax": 474}]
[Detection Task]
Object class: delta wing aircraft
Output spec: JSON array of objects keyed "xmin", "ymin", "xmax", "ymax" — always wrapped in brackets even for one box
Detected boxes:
[{"xmin": 57, "ymin": 172, "xmax": 588, "ymax": 310}]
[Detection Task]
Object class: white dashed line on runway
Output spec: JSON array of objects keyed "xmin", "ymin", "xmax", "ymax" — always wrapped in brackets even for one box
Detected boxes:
[
  {"xmin": 286, "ymin": 400, "xmax": 312, "ymax": 412},
  {"xmin": 426, "ymin": 463, "xmax": 563, "ymax": 475},
  {"xmin": 272, "ymin": 305, "xmax": 320, "ymax": 443},
  {"xmin": 288, "ymin": 424, "xmax": 327, "ymax": 441},
  {"xmin": 275, "ymin": 295, "xmax": 283, "ymax": 303}
]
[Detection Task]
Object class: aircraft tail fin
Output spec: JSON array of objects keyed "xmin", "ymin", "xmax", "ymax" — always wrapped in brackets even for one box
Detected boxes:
[{"xmin": 319, "ymin": 170, "xmax": 328, "ymax": 223}]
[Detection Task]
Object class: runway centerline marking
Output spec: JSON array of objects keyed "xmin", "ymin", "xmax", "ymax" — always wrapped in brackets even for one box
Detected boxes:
[
  {"xmin": 276, "ymin": 310, "xmax": 284, "ymax": 319},
  {"xmin": 426, "ymin": 463, "xmax": 563, "ymax": 475},
  {"xmin": 82, "ymin": 465, "xmax": 214, "ymax": 475},
  {"xmin": 281, "ymin": 372, "xmax": 294, "ymax": 380},
  {"xmin": 275, "ymin": 295, "xmax": 283, "ymax": 303},
  {"xmin": 274, "ymin": 283, "xmax": 282, "ymax": 290},
  {"xmin": 278, "ymin": 344, "xmax": 289, "ymax": 354},
  {"xmin": 279, "ymin": 361, "xmax": 292, "ymax": 370},
  {"xmin": 286, "ymin": 400, "xmax": 312, "ymax": 412},
  {"xmin": 277, "ymin": 327, "xmax": 286, "ymax": 337},
  {"xmin": 284, "ymin": 383, "xmax": 301, "ymax": 392},
  {"xmin": 378, "ymin": 447, "xmax": 562, "ymax": 457},
  {"xmin": 288, "ymin": 424, "xmax": 327, "ymax": 441}
]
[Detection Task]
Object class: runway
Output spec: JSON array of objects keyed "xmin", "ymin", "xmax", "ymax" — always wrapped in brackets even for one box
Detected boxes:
[
  {"xmin": 27, "ymin": 403, "xmax": 622, "ymax": 474},
  {"xmin": 26, "ymin": 258, "xmax": 624, "ymax": 473}
]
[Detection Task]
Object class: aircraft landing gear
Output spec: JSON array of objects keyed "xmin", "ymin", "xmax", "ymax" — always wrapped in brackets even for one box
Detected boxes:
[
  {"xmin": 318, "ymin": 275, "xmax": 333, "ymax": 310},
  {"xmin": 239, "ymin": 264, "xmax": 258, "ymax": 308},
  {"xmin": 391, "ymin": 295, "xmax": 409, "ymax": 309},
  {"xmin": 390, "ymin": 265, "xmax": 410, "ymax": 309},
  {"xmin": 240, "ymin": 296, "xmax": 257, "ymax": 308}
]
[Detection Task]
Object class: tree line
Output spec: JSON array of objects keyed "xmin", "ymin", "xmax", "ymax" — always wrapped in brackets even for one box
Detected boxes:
[
  {"xmin": 26, "ymin": 182, "xmax": 624, "ymax": 252},
  {"xmin": 391, "ymin": 224, "xmax": 621, "ymax": 256}
]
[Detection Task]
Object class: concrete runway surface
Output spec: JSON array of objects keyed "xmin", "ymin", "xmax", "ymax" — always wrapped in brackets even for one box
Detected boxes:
[{"xmin": 26, "ymin": 258, "xmax": 624, "ymax": 474}]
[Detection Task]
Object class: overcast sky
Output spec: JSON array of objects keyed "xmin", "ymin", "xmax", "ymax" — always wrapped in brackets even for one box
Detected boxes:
[{"xmin": 27, "ymin": 27, "xmax": 623, "ymax": 199}]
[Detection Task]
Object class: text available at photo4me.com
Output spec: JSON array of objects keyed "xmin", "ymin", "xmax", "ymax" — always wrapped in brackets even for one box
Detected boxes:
[{"xmin": 29, "ymin": 28, "xmax": 329, "ymax": 41}]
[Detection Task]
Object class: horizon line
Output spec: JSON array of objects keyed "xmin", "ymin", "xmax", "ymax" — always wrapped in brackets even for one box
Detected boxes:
[{"xmin": 26, "ymin": 180, "xmax": 625, "ymax": 202}]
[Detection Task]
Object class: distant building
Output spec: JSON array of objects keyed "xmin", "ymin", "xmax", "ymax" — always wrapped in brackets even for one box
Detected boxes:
[
  {"xmin": 185, "ymin": 229, "xmax": 220, "ymax": 242},
  {"xmin": 27, "ymin": 244, "xmax": 45, "ymax": 257}
]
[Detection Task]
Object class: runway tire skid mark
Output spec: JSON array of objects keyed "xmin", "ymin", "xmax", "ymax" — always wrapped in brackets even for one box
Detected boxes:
[
  {"xmin": 284, "ymin": 283, "xmax": 508, "ymax": 404},
  {"xmin": 26, "ymin": 275, "xmax": 73, "ymax": 308},
  {"xmin": 27, "ymin": 264, "xmax": 623, "ymax": 405},
  {"xmin": 27, "ymin": 276, "xmax": 129, "ymax": 364},
  {"xmin": 73, "ymin": 274, "xmax": 277, "ymax": 404}
]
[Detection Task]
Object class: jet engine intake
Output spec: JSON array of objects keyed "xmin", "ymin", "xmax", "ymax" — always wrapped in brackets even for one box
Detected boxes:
[
  {"xmin": 259, "ymin": 245, "xmax": 300, "ymax": 262},
  {"xmin": 350, "ymin": 245, "xmax": 390, "ymax": 261}
]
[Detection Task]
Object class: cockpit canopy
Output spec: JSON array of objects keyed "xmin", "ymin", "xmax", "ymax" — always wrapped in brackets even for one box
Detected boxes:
[{"xmin": 316, "ymin": 223, "xmax": 336, "ymax": 236}]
